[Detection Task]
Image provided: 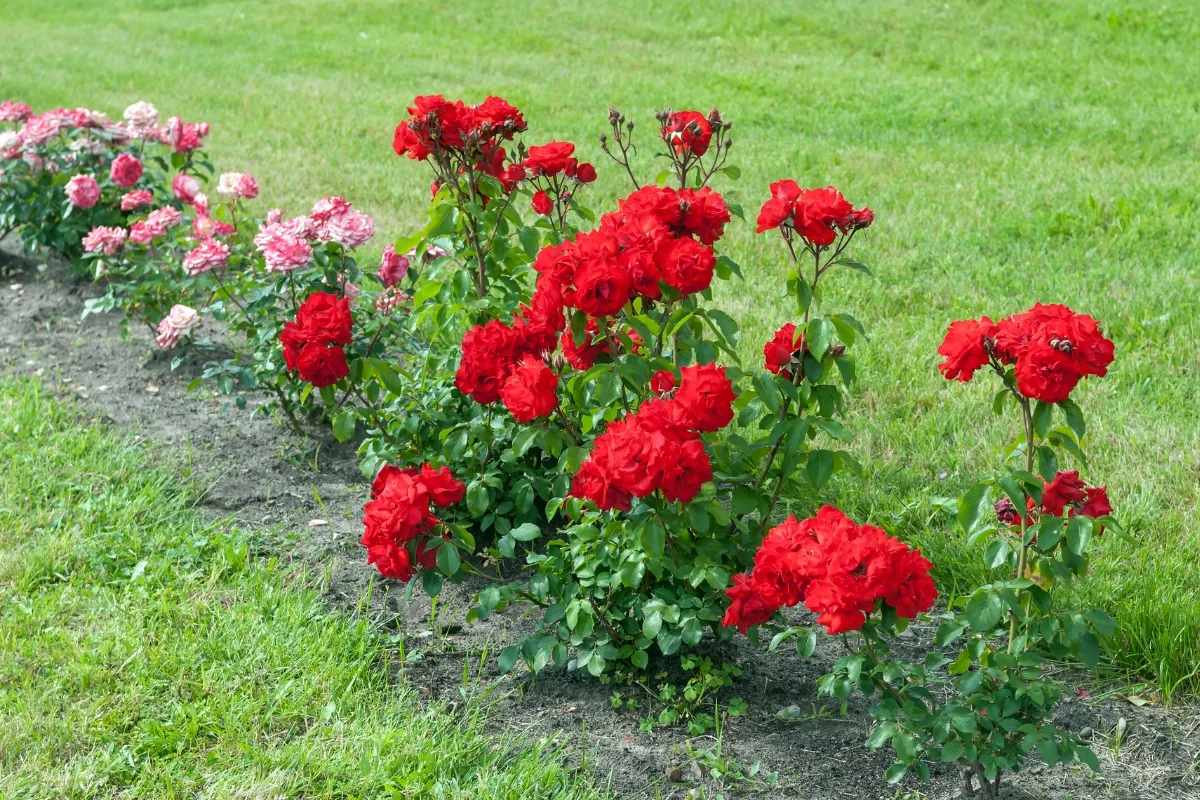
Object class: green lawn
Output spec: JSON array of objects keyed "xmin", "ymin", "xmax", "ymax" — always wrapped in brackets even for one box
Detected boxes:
[
  {"xmin": 0, "ymin": 378, "xmax": 607, "ymax": 798},
  {"xmin": 3, "ymin": 1, "xmax": 1199, "ymax": 693}
]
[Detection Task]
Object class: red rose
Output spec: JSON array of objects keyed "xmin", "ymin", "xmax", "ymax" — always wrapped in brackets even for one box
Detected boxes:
[
  {"xmin": 656, "ymin": 236, "xmax": 715, "ymax": 297},
  {"xmin": 659, "ymin": 438, "xmax": 712, "ymax": 503},
  {"xmin": 573, "ymin": 256, "xmax": 632, "ymax": 317},
  {"xmin": 500, "ymin": 355, "xmax": 559, "ymax": 422},
  {"xmin": 531, "ymin": 189, "xmax": 553, "ymax": 216},
  {"xmin": 109, "ymin": 153, "xmax": 143, "ymax": 188},
  {"xmin": 418, "ymin": 464, "xmax": 466, "ymax": 507},
  {"xmin": 756, "ymin": 180, "xmax": 801, "ymax": 233},
  {"xmin": 560, "ymin": 321, "xmax": 610, "ymax": 370},
  {"xmin": 576, "ymin": 162, "xmax": 597, "ymax": 183},
  {"xmin": 674, "ymin": 363, "xmax": 736, "ymax": 432},
  {"xmin": 473, "ymin": 95, "xmax": 526, "ymax": 134},
  {"xmin": 1079, "ymin": 486, "xmax": 1111, "ymax": 520},
  {"xmin": 569, "ymin": 458, "xmax": 633, "ymax": 513},
  {"xmin": 937, "ymin": 317, "xmax": 997, "ymax": 382},
  {"xmin": 764, "ymin": 323, "xmax": 804, "ymax": 380},
  {"xmin": 533, "ymin": 240, "xmax": 583, "ymax": 287},
  {"xmin": 365, "ymin": 541, "xmax": 414, "ymax": 581},
  {"xmin": 523, "ymin": 140, "xmax": 577, "ymax": 176},
  {"xmin": 722, "ymin": 573, "xmax": 779, "ymax": 634},
  {"xmin": 1041, "ymin": 470, "xmax": 1087, "ymax": 516},
  {"xmin": 650, "ymin": 370, "xmax": 676, "ymax": 394},
  {"xmin": 662, "ymin": 111, "xmax": 713, "ymax": 156},
  {"xmin": 296, "ymin": 344, "xmax": 349, "ymax": 387},
  {"xmin": 677, "ymin": 187, "xmax": 730, "ymax": 245},
  {"xmin": 295, "ymin": 292, "xmax": 353, "ymax": 345},
  {"xmin": 455, "ymin": 353, "xmax": 508, "ymax": 404},
  {"xmin": 792, "ymin": 187, "xmax": 854, "ymax": 247},
  {"xmin": 993, "ymin": 303, "xmax": 1114, "ymax": 402}
]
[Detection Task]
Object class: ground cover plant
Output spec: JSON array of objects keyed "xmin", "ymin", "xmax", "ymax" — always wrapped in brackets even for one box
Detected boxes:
[{"xmin": 0, "ymin": 377, "xmax": 610, "ymax": 799}]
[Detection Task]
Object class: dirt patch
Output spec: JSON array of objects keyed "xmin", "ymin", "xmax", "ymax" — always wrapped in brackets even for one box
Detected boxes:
[{"xmin": 2, "ymin": 244, "xmax": 1197, "ymax": 799}]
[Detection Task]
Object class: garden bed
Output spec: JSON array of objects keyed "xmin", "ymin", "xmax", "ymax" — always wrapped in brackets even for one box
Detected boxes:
[{"xmin": 4, "ymin": 244, "xmax": 1197, "ymax": 799}]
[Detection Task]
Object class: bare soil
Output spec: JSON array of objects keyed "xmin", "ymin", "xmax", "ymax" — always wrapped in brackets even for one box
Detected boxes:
[{"xmin": 2, "ymin": 244, "xmax": 1197, "ymax": 800}]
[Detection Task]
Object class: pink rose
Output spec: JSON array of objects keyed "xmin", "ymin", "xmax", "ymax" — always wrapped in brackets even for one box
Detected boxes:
[
  {"xmin": 0, "ymin": 131, "xmax": 20, "ymax": 157},
  {"xmin": 324, "ymin": 209, "xmax": 374, "ymax": 248},
  {"xmin": 182, "ymin": 239, "xmax": 229, "ymax": 276},
  {"xmin": 258, "ymin": 232, "xmax": 312, "ymax": 272},
  {"xmin": 265, "ymin": 208, "xmax": 283, "ymax": 226},
  {"xmin": 120, "ymin": 189, "xmax": 153, "ymax": 211},
  {"xmin": 19, "ymin": 113, "xmax": 66, "ymax": 146},
  {"xmin": 172, "ymin": 173, "xmax": 202, "ymax": 204},
  {"xmin": 0, "ymin": 100, "xmax": 32, "ymax": 123},
  {"xmin": 65, "ymin": 174, "xmax": 100, "ymax": 208},
  {"xmin": 310, "ymin": 196, "xmax": 351, "ymax": 224},
  {"xmin": 376, "ymin": 244, "xmax": 410, "ymax": 287},
  {"xmin": 376, "ymin": 286, "xmax": 411, "ymax": 315},
  {"xmin": 155, "ymin": 304, "xmax": 199, "ymax": 349},
  {"xmin": 82, "ymin": 226, "xmax": 127, "ymax": 255},
  {"xmin": 109, "ymin": 153, "xmax": 143, "ymax": 188}
]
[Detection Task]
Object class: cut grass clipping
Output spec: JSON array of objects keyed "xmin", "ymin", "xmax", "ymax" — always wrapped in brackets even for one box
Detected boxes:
[{"xmin": 0, "ymin": 378, "xmax": 606, "ymax": 799}]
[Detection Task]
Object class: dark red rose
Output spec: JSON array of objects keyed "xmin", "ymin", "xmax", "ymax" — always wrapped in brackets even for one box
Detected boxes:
[
  {"xmin": 1041, "ymin": 471, "xmax": 1087, "ymax": 517},
  {"xmin": 764, "ymin": 323, "xmax": 804, "ymax": 380}
]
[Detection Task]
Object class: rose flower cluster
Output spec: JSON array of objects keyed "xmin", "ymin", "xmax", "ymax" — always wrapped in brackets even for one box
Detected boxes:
[
  {"xmin": 724, "ymin": 506, "xmax": 937, "ymax": 636},
  {"xmin": 531, "ymin": 182, "xmax": 731, "ymax": 323},
  {"xmin": 280, "ymin": 292, "xmax": 353, "ymax": 387},
  {"xmin": 995, "ymin": 469, "xmax": 1113, "ymax": 533},
  {"xmin": 454, "ymin": 301, "xmax": 562, "ymax": 420},
  {"xmin": 569, "ymin": 363, "xmax": 736, "ymax": 511},
  {"xmin": 937, "ymin": 302, "xmax": 1115, "ymax": 403},
  {"xmin": 756, "ymin": 182, "xmax": 873, "ymax": 246},
  {"xmin": 392, "ymin": 94, "xmax": 528, "ymax": 192},
  {"xmin": 362, "ymin": 463, "xmax": 465, "ymax": 582}
]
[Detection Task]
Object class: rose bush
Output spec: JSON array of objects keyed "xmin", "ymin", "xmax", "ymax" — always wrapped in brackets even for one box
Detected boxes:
[{"xmin": 2, "ymin": 92, "xmax": 1129, "ymax": 790}]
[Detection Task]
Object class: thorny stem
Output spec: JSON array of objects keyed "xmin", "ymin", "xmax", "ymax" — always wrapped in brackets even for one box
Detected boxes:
[
  {"xmin": 271, "ymin": 380, "xmax": 306, "ymax": 438},
  {"xmin": 554, "ymin": 406, "xmax": 580, "ymax": 445},
  {"xmin": 1008, "ymin": 395, "xmax": 1036, "ymax": 655}
]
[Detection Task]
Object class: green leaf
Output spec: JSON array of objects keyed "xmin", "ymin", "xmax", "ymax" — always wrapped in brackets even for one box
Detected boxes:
[
  {"xmin": 833, "ymin": 258, "xmax": 873, "ymax": 276},
  {"xmin": 517, "ymin": 226, "xmax": 540, "ymax": 258},
  {"xmin": 1078, "ymin": 631, "xmax": 1101, "ymax": 670},
  {"xmin": 720, "ymin": 165, "xmax": 741, "ymax": 179},
  {"xmin": 806, "ymin": 449, "xmax": 834, "ymax": 489},
  {"xmin": 1037, "ymin": 737, "xmax": 1059, "ymax": 766},
  {"xmin": 965, "ymin": 590, "xmax": 1003, "ymax": 632},
  {"xmin": 958, "ymin": 483, "xmax": 990, "ymax": 534},
  {"xmin": 794, "ymin": 273, "xmax": 813, "ymax": 314},
  {"xmin": 1065, "ymin": 515, "xmax": 1092, "ymax": 555},
  {"xmin": 865, "ymin": 722, "xmax": 897, "ymax": 749},
  {"xmin": 1058, "ymin": 398, "xmax": 1086, "ymax": 439},
  {"xmin": 436, "ymin": 541, "xmax": 460, "ymax": 577},
  {"xmin": 807, "ymin": 318, "xmax": 833, "ymax": 359},
  {"xmin": 1076, "ymin": 745, "xmax": 1100, "ymax": 772},
  {"xmin": 884, "ymin": 763, "xmax": 908, "ymax": 784},
  {"xmin": 641, "ymin": 520, "xmax": 665, "ymax": 561},
  {"xmin": 1085, "ymin": 608, "xmax": 1117, "ymax": 636},
  {"xmin": 332, "ymin": 412, "xmax": 355, "ymax": 442},
  {"xmin": 642, "ymin": 610, "xmax": 662, "ymax": 639},
  {"xmin": 983, "ymin": 538, "xmax": 1011, "ymax": 569},
  {"xmin": 1033, "ymin": 400, "xmax": 1054, "ymax": 439},
  {"xmin": 511, "ymin": 522, "xmax": 542, "ymax": 542},
  {"xmin": 498, "ymin": 645, "xmax": 520, "ymax": 673},
  {"xmin": 940, "ymin": 740, "xmax": 964, "ymax": 762}
]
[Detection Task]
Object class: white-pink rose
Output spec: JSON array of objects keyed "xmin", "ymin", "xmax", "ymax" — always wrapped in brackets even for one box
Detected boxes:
[
  {"xmin": 376, "ymin": 287, "xmax": 411, "ymax": 315},
  {"xmin": 155, "ymin": 304, "xmax": 199, "ymax": 349},
  {"xmin": 82, "ymin": 226, "xmax": 127, "ymax": 255},
  {"xmin": 0, "ymin": 101, "xmax": 32, "ymax": 123},
  {"xmin": 217, "ymin": 171, "xmax": 258, "ymax": 200},
  {"xmin": 172, "ymin": 173, "xmax": 201, "ymax": 204},
  {"xmin": 123, "ymin": 101, "xmax": 159, "ymax": 130},
  {"xmin": 65, "ymin": 174, "xmax": 100, "ymax": 208},
  {"xmin": 182, "ymin": 239, "xmax": 229, "ymax": 276},
  {"xmin": 264, "ymin": 208, "xmax": 283, "ymax": 226}
]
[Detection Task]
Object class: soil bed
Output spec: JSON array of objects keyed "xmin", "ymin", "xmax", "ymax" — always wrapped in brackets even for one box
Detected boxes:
[{"xmin": 2, "ymin": 245, "xmax": 1196, "ymax": 799}]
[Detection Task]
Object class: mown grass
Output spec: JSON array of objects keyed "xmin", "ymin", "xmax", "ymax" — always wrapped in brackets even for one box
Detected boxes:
[
  {"xmin": 0, "ymin": 378, "xmax": 607, "ymax": 798},
  {"xmin": 2, "ymin": 1, "xmax": 1198, "ymax": 694}
]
